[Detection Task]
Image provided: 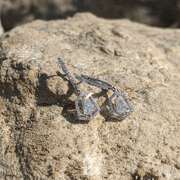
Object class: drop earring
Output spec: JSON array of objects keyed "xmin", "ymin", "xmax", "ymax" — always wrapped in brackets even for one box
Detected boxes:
[
  {"xmin": 75, "ymin": 74, "xmax": 134, "ymax": 119},
  {"xmin": 58, "ymin": 58, "xmax": 100, "ymax": 120}
]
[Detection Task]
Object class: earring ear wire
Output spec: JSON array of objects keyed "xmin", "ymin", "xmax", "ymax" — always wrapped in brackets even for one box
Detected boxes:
[{"xmin": 76, "ymin": 75, "xmax": 113, "ymax": 90}]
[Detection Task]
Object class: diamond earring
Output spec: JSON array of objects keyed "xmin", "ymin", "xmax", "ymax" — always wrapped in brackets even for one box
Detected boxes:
[
  {"xmin": 75, "ymin": 75, "xmax": 134, "ymax": 119},
  {"xmin": 57, "ymin": 58, "xmax": 100, "ymax": 120}
]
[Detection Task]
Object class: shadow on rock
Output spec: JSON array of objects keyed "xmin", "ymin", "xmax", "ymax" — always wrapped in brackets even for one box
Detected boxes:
[{"xmin": 36, "ymin": 71, "xmax": 89, "ymax": 124}]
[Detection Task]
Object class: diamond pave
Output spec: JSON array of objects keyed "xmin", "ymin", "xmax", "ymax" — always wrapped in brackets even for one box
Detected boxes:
[
  {"xmin": 109, "ymin": 92, "xmax": 134, "ymax": 119},
  {"xmin": 58, "ymin": 58, "xmax": 100, "ymax": 120},
  {"xmin": 75, "ymin": 93, "xmax": 100, "ymax": 120},
  {"xmin": 82, "ymin": 97, "xmax": 96, "ymax": 115},
  {"xmin": 115, "ymin": 95, "xmax": 129, "ymax": 114},
  {"xmin": 75, "ymin": 74, "xmax": 134, "ymax": 120}
]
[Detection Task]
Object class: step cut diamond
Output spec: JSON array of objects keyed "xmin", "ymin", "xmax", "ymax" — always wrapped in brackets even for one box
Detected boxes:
[
  {"xmin": 82, "ymin": 97, "xmax": 96, "ymax": 115},
  {"xmin": 115, "ymin": 96, "xmax": 129, "ymax": 113}
]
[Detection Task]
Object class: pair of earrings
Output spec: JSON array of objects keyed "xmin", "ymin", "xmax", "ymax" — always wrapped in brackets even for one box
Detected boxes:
[{"xmin": 58, "ymin": 58, "xmax": 134, "ymax": 120}]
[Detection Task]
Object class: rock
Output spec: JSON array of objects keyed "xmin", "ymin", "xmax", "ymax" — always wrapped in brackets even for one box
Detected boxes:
[
  {"xmin": 1, "ymin": 0, "xmax": 180, "ymax": 31},
  {"xmin": 0, "ymin": 12, "xmax": 180, "ymax": 179}
]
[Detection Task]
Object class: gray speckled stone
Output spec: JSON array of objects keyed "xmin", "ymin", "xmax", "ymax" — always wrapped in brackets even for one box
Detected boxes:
[{"xmin": 115, "ymin": 96, "xmax": 129, "ymax": 114}]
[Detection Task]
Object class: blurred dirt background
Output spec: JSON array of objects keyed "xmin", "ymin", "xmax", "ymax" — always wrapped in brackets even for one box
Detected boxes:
[{"xmin": 0, "ymin": 0, "xmax": 180, "ymax": 32}]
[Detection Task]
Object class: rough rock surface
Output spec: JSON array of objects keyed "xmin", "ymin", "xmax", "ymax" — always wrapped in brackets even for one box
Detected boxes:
[
  {"xmin": 1, "ymin": 0, "xmax": 180, "ymax": 31},
  {"xmin": 0, "ymin": 13, "xmax": 180, "ymax": 180}
]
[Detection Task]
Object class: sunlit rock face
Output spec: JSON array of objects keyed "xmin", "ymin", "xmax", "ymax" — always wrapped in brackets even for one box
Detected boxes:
[{"xmin": 0, "ymin": 13, "xmax": 180, "ymax": 179}]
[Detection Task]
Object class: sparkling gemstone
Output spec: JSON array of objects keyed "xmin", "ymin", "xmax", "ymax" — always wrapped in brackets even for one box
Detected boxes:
[
  {"xmin": 82, "ymin": 97, "xmax": 96, "ymax": 115},
  {"xmin": 115, "ymin": 96, "xmax": 129, "ymax": 113}
]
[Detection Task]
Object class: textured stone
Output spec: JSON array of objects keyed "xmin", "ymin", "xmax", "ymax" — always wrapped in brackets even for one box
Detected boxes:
[{"xmin": 0, "ymin": 13, "xmax": 180, "ymax": 179}]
